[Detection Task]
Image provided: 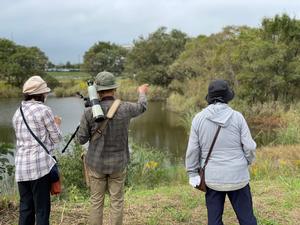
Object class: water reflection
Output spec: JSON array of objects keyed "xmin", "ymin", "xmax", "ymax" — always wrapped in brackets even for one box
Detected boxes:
[
  {"xmin": 130, "ymin": 102, "xmax": 188, "ymax": 159},
  {"xmin": 0, "ymin": 98, "xmax": 188, "ymax": 160}
]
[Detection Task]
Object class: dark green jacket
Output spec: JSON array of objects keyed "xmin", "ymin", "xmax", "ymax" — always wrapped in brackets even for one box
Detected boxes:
[{"xmin": 76, "ymin": 93, "xmax": 147, "ymax": 174}]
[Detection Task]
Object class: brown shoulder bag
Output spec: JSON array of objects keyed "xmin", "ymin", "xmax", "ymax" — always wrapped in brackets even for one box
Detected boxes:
[{"xmin": 196, "ymin": 125, "xmax": 221, "ymax": 192}]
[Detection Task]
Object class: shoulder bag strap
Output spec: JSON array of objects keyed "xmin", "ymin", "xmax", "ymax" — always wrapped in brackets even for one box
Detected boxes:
[
  {"xmin": 91, "ymin": 99, "xmax": 121, "ymax": 142},
  {"xmin": 19, "ymin": 106, "xmax": 50, "ymax": 155},
  {"xmin": 202, "ymin": 125, "xmax": 221, "ymax": 169}
]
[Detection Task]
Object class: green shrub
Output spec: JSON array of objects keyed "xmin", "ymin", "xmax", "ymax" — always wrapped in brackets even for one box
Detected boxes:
[
  {"xmin": 56, "ymin": 140, "xmax": 88, "ymax": 199},
  {"xmin": 117, "ymin": 78, "xmax": 139, "ymax": 101},
  {"xmin": 117, "ymin": 78, "xmax": 168, "ymax": 101},
  {"xmin": 43, "ymin": 74, "xmax": 60, "ymax": 89},
  {"xmin": 232, "ymin": 101, "xmax": 286, "ymax": 119},
  {"xmin": 0, "ymin": 82, "xmax": 21, "ymax": 98},
  {"xmin": 274, "ymin": 105, "xmax": 300, "ymax": 145},
  {"xmin": 127, "ymin": 144, "xmax": 186, "ymax": 189},
  {"xmin": 147, "ymin": 85, "xmax": 168, "ymax": 101},
  {"xmin": 180, "ymin": 109, "xmax": 197, "ymax": 135},
  {"xmin": 166, "ymin": 77, "xmax": 208, "ymax": 114},
  {"xmin": 167, "ymin": 93, "xmax": 198, "ymax": 114},
  {"xmin": 53, "ymin": 80, "xmax": 87, "ymax": 97},
  {"xmin": 0, "ymin": 143, "xmax": 14, "ymax": 181}
]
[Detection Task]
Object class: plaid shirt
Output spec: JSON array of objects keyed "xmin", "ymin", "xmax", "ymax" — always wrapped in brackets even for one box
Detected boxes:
[
  {"xmin": 12, "ymin": 100, "xmax": 62, "ymax": 182},
  {"xmin": 77, "ymin": 93, "xmax": 147, "ymax": 174}
]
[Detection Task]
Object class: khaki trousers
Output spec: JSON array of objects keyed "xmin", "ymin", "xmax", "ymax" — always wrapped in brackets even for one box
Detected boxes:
[{"xmin": 88, "ymin": 167, "xmax": 126, "ymax": 225}]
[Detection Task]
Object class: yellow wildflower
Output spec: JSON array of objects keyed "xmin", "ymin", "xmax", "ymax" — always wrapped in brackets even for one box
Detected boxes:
[
  {"xmin": 278, "ymin": 159, "xmax": 287, "ymax": 166},
  {"xmin": 144, "ymin": 161, "xmax": 159, "ymax": 170}
]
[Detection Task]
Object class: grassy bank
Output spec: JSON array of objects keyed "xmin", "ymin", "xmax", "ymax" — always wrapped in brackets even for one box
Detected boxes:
[
  {"xmin": 1, "ymin": 178, "xmax": 299, "ymax": 225},
  {"xmin": 49, "ymin": 72, "xmax": 90, "ymax": 97},
  {"xmin": 1, "ymin": 144, "xmax": 299, "ymax": 225},
  {"xmin": 53, "ymin": 77, "xmax": 169, "ymax": 101},
  {"xmin": 51, "ymin": 78, "xmax": 168, "ymax": 101},
  {"xmin": 47, "ymin": 71, "xmax": 91, "ymax": 80}
]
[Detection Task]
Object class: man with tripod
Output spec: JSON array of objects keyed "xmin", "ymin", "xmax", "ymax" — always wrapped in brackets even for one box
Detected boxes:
[{"xmin": 76, "ymin": 71, "xmax": 148, "ymax": 225}]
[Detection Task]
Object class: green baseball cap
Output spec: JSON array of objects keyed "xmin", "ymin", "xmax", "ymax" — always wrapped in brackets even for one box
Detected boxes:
[{"xmin": 94, "ymin": 71, "xmax": 119, "ymax": 91}]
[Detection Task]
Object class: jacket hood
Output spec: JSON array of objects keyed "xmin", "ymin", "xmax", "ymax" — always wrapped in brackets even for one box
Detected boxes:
[{"xmin": 205, "ymin": 103, "xmax": 234, "ymax": 127}]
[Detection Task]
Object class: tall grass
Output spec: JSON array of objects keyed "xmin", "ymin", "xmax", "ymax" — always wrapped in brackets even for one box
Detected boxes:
[
  {"xmin": 117, "ymin": 78, "xmax": 168, "ymax": 101},
  {"xmin": 0, "ymin": 174, "xmax": 18, "ymax": 211},
  {"xmin": 57, "ymin": 142, "xmax": 300, "ymax": 191},
  {"xmin": 127, "ymin": 144, "xmax": 186, "ymax": 189},
  {"xmin": 56, "ymin": 142, "xmax": 186, "ymax": 195},
  {"xmin": 55, "ymin": 139, "xmax": 88, "ymax": 200},
  {"xmin": 274, "ymin": 104, "xmax": 300, "ymax": 145},
  {"xmin": 53, "ymin": 77, "xmax": 169, "ymax": 100},
  {"xmin": 47, "ymin": 71, "xmax": 91, "ymax": 80},
  {"xmin": 250, "ymin": 145, "xmax": 300, "ymax": 180},
  {"xmin": 0, "ymin": 82, "xmax": 21, "ymax": 98},
  {"xmin": 171, "ymin": 87, "xmax": 300, "ymax": 147},
  {"xmin": 166, "ymin": 77, "xmax": 208, "ymax": 113},
  {"xmin": 53, "ymin": 80, "xmax": 87, "ymax": 97}
]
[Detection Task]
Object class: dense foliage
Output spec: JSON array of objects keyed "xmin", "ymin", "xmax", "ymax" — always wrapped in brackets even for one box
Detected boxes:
[
  {"xmin": 0, "ymin": 143, "xmax": 14, "ymax": 180},
  {"xmin": 168, "ymin": 14, "xmax": 300, "ymax": 103},
  {"xmin": 82, "ymin": 41, "xmax": 128, "ymax": 77},
  {"xmin": 0, "ymin": 39, "xmax": 48, "ymax": 87},
  {"xmin": 124, "ymin": 27, "xmax": 188, "ymax": 86},
  {"xmin": 57, "ymin": 140, "xmax": 88, "ymax": 198}
]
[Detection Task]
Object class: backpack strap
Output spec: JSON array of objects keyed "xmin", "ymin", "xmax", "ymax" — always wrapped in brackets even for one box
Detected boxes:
[{"xmin": 91, "ymin": 99, "xmax": 121, "ymax": 142}]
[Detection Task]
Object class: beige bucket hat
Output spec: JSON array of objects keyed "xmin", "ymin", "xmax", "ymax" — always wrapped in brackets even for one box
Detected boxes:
[{"xmin": 23, "ymin": 76, "xmax": 51, "ymax": 95}]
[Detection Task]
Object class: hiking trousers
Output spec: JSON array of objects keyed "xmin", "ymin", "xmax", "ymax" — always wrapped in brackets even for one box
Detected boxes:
[
  {"xmin": 18, "ymin": 174, "xmax": 51, "ymax": 225},
  {"xmin": 205, "ymin": 184, "xmax": 257, "ymax": 225},
  {"xmin": 88, "ymin": 167, "xmax": 126, "ymax": 225}
]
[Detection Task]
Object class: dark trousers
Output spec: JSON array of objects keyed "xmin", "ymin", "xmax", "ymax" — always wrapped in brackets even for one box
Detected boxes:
[
  {"xmin": 18, "ymin": 174, "xmax": 51, "ymax": 225},
  {"xmin": 205, "ymin": 184, "xmax": 257, "ymax": 225}
]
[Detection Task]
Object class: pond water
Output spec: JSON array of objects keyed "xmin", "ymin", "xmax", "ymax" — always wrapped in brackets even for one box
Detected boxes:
[
  {"xmin": 0, "ymin": 96, "xmax": 277, "ymax": 161},
  {"xmin": 0, "ymin": 97, "xmax": 188, "ymax": 160}
]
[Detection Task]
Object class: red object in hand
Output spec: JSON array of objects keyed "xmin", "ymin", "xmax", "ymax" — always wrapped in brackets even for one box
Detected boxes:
[{"xmin": 51, "ymin": 180, "xmax": 61, "ymax": 195}]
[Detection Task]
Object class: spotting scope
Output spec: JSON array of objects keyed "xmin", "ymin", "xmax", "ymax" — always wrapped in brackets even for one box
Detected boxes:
[{"xmin": 87, "ymin": 80, "xmax": 105, "ymax": 122}]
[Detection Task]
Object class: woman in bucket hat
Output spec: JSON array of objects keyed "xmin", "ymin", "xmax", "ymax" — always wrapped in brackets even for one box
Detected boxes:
[
  {"xmin": 12, "ymin": 76, "xmax": 62, "ymax": 225},
  {"xmin": 186, "ymin": 79, "xmax": 257, "ymax": 225}
]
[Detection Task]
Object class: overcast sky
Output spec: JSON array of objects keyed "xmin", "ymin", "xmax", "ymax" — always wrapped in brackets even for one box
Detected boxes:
[{"xmin": 1, "ymin": 0, "xmax": 300, "ymax": 64}]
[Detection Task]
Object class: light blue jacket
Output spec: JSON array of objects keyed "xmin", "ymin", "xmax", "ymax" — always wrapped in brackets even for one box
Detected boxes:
[{"xmin": 185, "ymin": 103, "xmax": 256, "ymax": 184}]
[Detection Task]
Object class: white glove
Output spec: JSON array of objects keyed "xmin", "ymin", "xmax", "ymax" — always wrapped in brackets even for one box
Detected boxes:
[{"xmin": 189, "ymin": 175, "xmax": 200, "ymax": 188}]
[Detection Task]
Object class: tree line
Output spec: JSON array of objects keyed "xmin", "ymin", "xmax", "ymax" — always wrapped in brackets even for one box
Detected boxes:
[
  {"xmin": 82, "ymin": 14, "xmax": 300, "ymax": 103},
  {"xmin": 1, "ymin": 14, "xmax": 300, "ymax": 103}
]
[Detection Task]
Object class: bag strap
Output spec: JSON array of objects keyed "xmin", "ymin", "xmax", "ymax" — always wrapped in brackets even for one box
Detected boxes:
[
  {"xmin": 19, "ymin": 106, "xmax": 50, "ymax": 155},
  {"xmin": 202, "ymin": 125, "xmax": 221, "ymax": 169},
  {"xmin": 61, "ymin": 125, "xmax": 79, "ymax": 153},
  {"xmin": 91, "ymin": 99, "xmax": 121, "ymax": 142}
]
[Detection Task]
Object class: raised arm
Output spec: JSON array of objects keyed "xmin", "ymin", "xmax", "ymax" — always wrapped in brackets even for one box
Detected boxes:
[{"xmin": 127, "ymin": 84, "xmax": 148, "ymax": 118}]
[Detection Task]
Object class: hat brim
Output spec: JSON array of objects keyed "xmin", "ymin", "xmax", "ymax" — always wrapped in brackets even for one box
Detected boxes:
[
  {"xmin": 206, "ymin": 90, "xmax": 234, "ymax": 104},
  {"xmin": 96, "ymin": 84, "xmax": 119, "ymax": 91}
]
